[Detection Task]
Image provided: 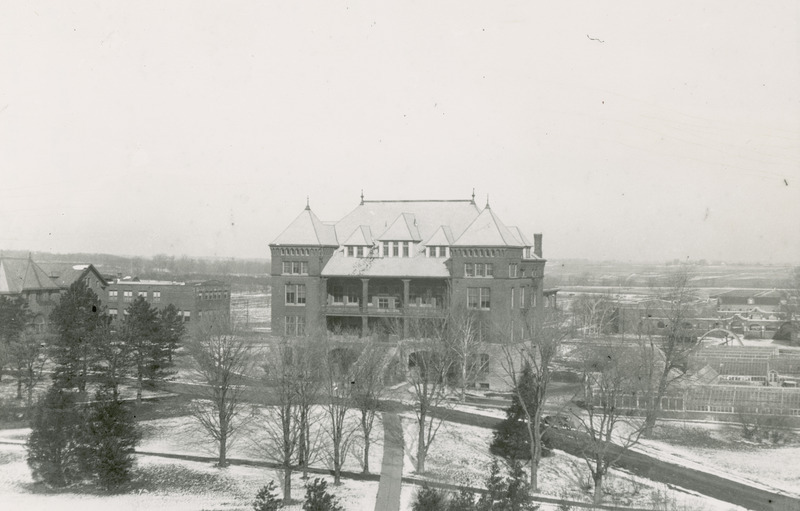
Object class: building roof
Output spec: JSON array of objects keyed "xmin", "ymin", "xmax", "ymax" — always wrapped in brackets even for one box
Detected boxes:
[
  {"xmin": 342, "ymin": 225, "xmax": 374, "ymax": 246},
  {"xmin": 321, "ymin": 252, "xmax": 450, "ymax": 278},
  {"xmin": 423, "ymin": 225, "xmax": 455, "ymax": 246},
  {"xmin": 271, "ymin": 206, "xmax": 339, "ymax": 246},
  {"xmin": 508, "ymin": 226, "xmax": 532, "ymax": 247},
  {"xmin": 37, "ymin": 262, "xmax": 108, "ymax": 289},
  {"xmin": 0, "ymin": 257, "xmax": 62, "ymax": 294},
  {"xmin": 451, "ymin": 205, "xmax": 524, "ymax": 247},
  {"xmin": 376, "ymin": 213, "xmax": 422, "ymax": 241},
  {"xmin": 714, "ymin": 289, "xmax": 785, "ymax": 299},
  {"xmin": 333, "ymin": 199, "xmax": 480, "ymax": 245}
]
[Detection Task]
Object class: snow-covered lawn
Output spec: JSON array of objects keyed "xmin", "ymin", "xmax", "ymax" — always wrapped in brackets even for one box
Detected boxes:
[
  {"xmin": 638, "ymin": 421, "xmax": 800, "ymax": 498},
  {"xmin": 0, "ymin": 443, "xmax": 377, "ymax": 511},
  {"xmin": 397, "ymin": 413, "xmax": 746, "ymax": 511},
  {"xmin": 137, "ymin": 406, "xmax": 385, "ymax": 475}
]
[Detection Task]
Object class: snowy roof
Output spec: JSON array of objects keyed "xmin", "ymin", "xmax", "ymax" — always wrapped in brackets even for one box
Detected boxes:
[
  {"xmin": 508, "ymin": 226, "xmax": 532, "ymax": 246},
  {"xmin": 423, "ymin": 225, "xmax": 455, "ymax": 246},
  {"xmin": 321, "ymin": 252, "xmax": 450, "ymax": 278},
  {"xmin": 343, "ymin": 225, "xmax": 374, "ymax": 246},
  {"xmin": 271, "ymin": 206, "xmax": 339, "ymax": 246},
  {"xmin": 333, "ymin": 200, "xmax": 480, "ymax": 244},
  {"xmin": 0, "ymin": 257, "xmax": 62, "ymax": 294},
  {"xmin": 377, "ymin": 213, "xmax": 422, "ymax": 241},
  {"xmin": 452, "ymin": 205, "xmax": 524, "ymax": 247},
  {"xmin": 36, "ymin": 262, "xmax": 107, "ymax": 289}
]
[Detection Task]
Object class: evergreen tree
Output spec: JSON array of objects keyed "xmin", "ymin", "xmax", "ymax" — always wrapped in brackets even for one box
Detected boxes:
[
  {"xmin": 84, "ymin": 388, "xmax": 140, "ymax": 490},
  {"xmin": 122, "ymin": 296, "xmax": 161, "ymax": 402},
  {"xmin": 159, "ymin": 304, "xmax": 185, "ymax": 365},
  {"xmin": 50, "ymin": 281, "xmax": 108, "ymax": 392},
  {"xmin": 26, "ymin": 386, "xmax": 87, "ymax": 487},
  {"xmin": 447, "ymin": 485, "xmax": 477, "ymax": 511},
  {"xmin": 253, "ymin": 481, "xmax": 283, "ymax": 511},
  {"xmin": 490, "ymin": 363, "xmax": 550, "ymax": 460},
  {"xmin": 412, "ymin": 485, "xmax": 448, "ymax": 511},
  {"xmin": 0, "ymin": 295, "xmax": 33, "ymax": 383},
  {"xmin": 302, "ymin": 478, "xmax": 344, "ymax": 511}
]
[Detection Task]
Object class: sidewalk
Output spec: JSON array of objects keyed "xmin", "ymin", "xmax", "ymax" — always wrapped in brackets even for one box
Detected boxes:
[{"xmin": 374, "ymin": 411, "xmax": 404, "ymax": 511}]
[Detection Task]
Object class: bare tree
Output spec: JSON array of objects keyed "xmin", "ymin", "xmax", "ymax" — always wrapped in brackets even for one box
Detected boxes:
[
  {"xmin": 187, "ymin": 319, "xmax": 255, "ymax": 467},
  {"xmin": 405, "ymin": 316, "xmax": 454, "ymax": 474},
  {"xmin": 638, "ymin": 267, "xmax": 699, "ymax": 436},
  {"xmin": 10, "ymin": 330, "xmax": 50, "ymax": 409},
  {"xmin": 292, "ymin": 335, "xmax": 324, "ymax": 480},
  {"xmin": 259, "ymin": 339, "xmax": 303, "ymax": 504},
  {"xmin": 570, "ymin": 293, "xmax": 616, "ymax": 338},
  {"xmin": 350, "ymin": 341, "xmax": 386, "ymax": 474},
  {"xmin": 573, "ymin": 343, "xmax": 647, "ymax": 505},
  {"xmin": 442, "ymin": 305, "xmax": 485, "ymax": 402},
  {"xmin": 500, "ymin": 305, "xmax": 569, "ymax": 492},
  {"xmin": 322, "ymin": 346, "xmax": 359, "ymax": 485}
]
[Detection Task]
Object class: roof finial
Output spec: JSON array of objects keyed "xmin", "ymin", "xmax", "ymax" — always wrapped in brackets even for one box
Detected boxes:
[
  {"xmin": 305, "ymin": 196, "xmax": 310, "ymax": 210},
  {"xmin": 360, "ymin": 189, "xmax": 364, "ymax": 205},
  {"xmin": 471, "ymin": 188, "xmax": 475, "ymax": 203},
  {"xmin": 485, "ymin": 194, "xmax": 490, "ymax": 209}
]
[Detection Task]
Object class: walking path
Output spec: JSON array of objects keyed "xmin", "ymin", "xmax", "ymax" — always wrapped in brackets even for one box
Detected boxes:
[{"xmin": 374, "ymin": 411, "xmax": 404, "ymax": 511}]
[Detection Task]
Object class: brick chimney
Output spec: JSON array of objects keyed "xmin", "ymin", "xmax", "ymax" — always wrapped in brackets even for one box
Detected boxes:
[{"xmin": 533, "ymin": 233, "xmax": 543, "ymax": 258}]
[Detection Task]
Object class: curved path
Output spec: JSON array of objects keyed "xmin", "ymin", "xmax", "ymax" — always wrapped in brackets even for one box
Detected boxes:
[{"xmin": 373, "ymin": 411, "xmax": 404, "ymax": 511}]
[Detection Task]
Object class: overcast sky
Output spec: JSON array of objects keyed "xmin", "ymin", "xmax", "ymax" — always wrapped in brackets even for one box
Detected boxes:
[{"xmin": 1, "ymin": 2, "xmax": 798, "ymax": 263}]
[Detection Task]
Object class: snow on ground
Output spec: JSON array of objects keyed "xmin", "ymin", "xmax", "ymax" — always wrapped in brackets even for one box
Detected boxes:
[
  {"xmin": 0, "ymin": 443, "xmax": 377, "ymax": 511},
  {"xmin": 137, "ymin": 407, "xmax": 385, "ymax": 475},
  {"xmin": 397, "ymin": 412, "xmax": 747, "ymax": 510},
  {"xmin": 636, "ymin": 421, "xmax": 800, "ymax": 498}
]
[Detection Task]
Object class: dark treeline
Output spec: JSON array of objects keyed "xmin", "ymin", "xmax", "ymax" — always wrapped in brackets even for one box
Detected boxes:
[{"xmin": 5, "ymin": 250, "xmax": 271, "ymax": 283}]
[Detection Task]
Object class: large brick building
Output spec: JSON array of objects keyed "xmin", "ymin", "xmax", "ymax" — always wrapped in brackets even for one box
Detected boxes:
[{"xmin": 269, "ymin": 196, "xmax": 546, "ymax": 344}]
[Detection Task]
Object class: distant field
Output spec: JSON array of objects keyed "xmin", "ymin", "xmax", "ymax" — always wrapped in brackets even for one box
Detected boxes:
[{"xmin": 231, "ymin": 292, "xmax": 271, "ymax": 332}]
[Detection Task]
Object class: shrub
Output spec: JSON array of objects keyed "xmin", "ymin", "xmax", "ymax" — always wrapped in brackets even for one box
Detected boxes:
[
  {"xmin": 302, "ymin": 478, "xmax": 343, "ymax": 511},
  {"xmin": 253, "ymin": 480, "xmax": 283, "ymax": 511},
  {"xmin": 413, "ymin": 485, "xmax": 449, "ymax": 511}
]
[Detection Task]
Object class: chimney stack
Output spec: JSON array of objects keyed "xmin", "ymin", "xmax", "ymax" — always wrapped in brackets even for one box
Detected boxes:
[{"xmin": 533, "ymin": 233, "xmax": 543, "ymax": 258}]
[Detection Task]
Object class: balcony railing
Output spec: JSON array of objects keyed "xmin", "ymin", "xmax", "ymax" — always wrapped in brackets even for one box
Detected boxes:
[{"xmin": 322, "ymin": 304, "xmax": 445, "ymax": 318}]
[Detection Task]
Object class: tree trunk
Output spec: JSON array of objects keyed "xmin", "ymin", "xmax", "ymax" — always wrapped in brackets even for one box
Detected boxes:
[
  {"xmin": 16, "ymin": 374, "xmax": 23, "ymax": 400},
  {"xmin": 593, "ymin": 473, "xmax": 604, "ymax": 505},
  {"xmin": 218, "ymin": 427, "xmax": 227, "ymax": 467},
  {"xmin": 283, "ymin": 467, "xmax": 292, "ymax": 504},
  {"xmin": 363, "ymin": 433, "xmax": 370, "ymax": 474},
  {"xmin": 333, "ymin": 438, "xmax": 341, "ymax": 485},
  {"xmin": 416, "ymin": 416, "xmax": 426, "ymax": 473},
  {"xmin": 137, "ymin": 372, "xmax": 143, "ymax": 405}
]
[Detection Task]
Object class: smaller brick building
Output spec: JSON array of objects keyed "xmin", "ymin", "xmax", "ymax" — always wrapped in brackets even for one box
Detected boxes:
[{"xmin": 102, "ymin": 278, "xmax": 231, "ymax": 325}]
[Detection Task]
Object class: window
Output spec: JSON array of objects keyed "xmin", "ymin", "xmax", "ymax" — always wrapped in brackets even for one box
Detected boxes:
[
  {"xmin": 123, "ymin": 291, "xmax": 133, "ymax": 302},
  {"xmin": 402, "ymin": 242, "xmax": 410, "ymax": 257},
  {"xmin": 109, "ymin": 290, "xmax": 118, "ymax": 300},
  {"xmin": 346, "ymin": 288, "xmax": 359, "ymax": 305},
  {"xmin": 332, "ymin": 286, "xmax": 344, "ymax": 304},
  {"xmin": 282, "ymin": 261, "xmax": 308, "ymax": 274},
  {"xmin": 109, "ymin": 308, "xmax": 117, "ymax": 318},
  {"xmin": 466, "ymin": 263, "xmax": 493, "ymax": 277},
  {"xmin": 183, "ymin": 311, "xmax": 191, "ymax": 322},
  {"xmin": 152, "ymin": 291, "xmax": 161, "ymax": 303},
  {"xmin": 138, "ymin": 291, "xmax": 147, "ymax": 298},
  {"xmin": 392, "ymin": 242, "xmax": 399, "ymax": 257},
  {"xmin": 284, "ymin": 315, "xmax": 305, "ymax": 336},
  {"xmin": 511, "ymin": 288, "xmax": 515, "ymax": 308},
  {"xmin": 285, "ymin": 284, "xmax": 306, "ymax": 305},
  {"xmin": 378, "ymin": 297, "xmax": 390, "ymax": 309},
  {"xmin": 382, "ymin": 241, "xmax": 389, "ymax": 256},
  {"xmin": 509, "ymin": 263, "xmax": 518, "ymax": 278},
  {"xmin": 468, "ymin": 288, "xmax": 491, "ymax": 310},
  {"xmin": 520, "ymin": 288, "xmax": 525, "ymax": 308},
  {"xmin": 347, "ymin": 246, "xmax": 355, "ymax": 257}
]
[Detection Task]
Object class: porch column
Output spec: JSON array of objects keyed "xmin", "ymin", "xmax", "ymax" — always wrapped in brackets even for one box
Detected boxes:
[
  {"xmin": 402, "ymin": 279, "xmax": 410, "ymax": 338},
  {"xmin": 361, "ymin": 278, "xmax": 369, "ymax": 337}
]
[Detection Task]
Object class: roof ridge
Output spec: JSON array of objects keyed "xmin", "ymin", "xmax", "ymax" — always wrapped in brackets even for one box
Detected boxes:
[{"xmin": 362, "ymin": 199, "xmax": 473, "ymax": 203}]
